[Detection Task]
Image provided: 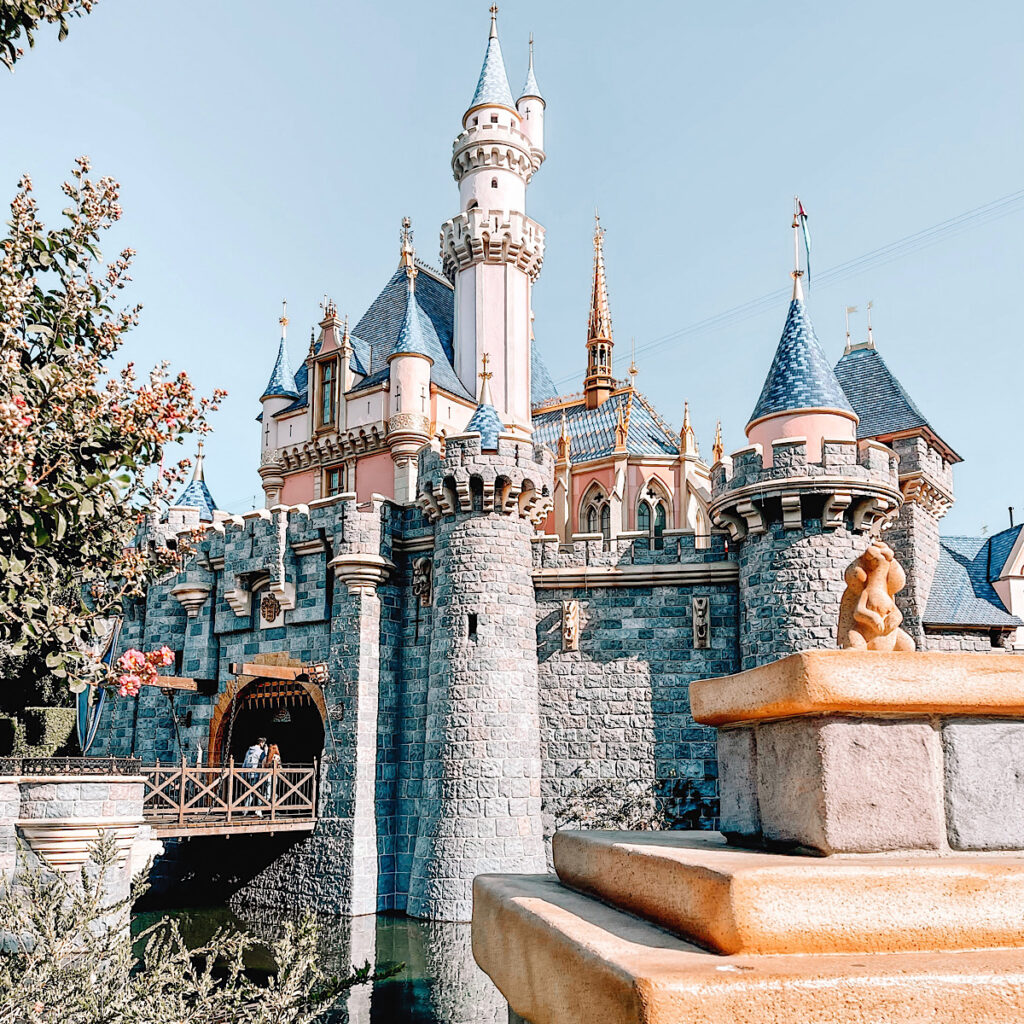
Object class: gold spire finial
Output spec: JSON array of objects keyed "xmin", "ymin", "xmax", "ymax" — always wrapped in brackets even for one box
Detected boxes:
[
  {"xmin": 791, "ymin": 197, "xmax": 805, "ymax": 301},
  {"xmin": 712, "ymin": 420, "xmax": 724, "ymax": 464},
  {"xmin": 489, "ymin": 3, "xmax": 498, "ymax": 38},
  {"xmin": 192, "ymin": 440, "xmax": 205, "ymax": 483},
  {"xmin": 681, "ymin": 400, "xmax": 698, "ymax": 456},
  {"xmin": 308, "ymin": 327, "xmax": 316, "ymax": 358},
  {"xmin": 866, "ymin": 300, "xmax": 874, "ymax": 348},
  {"xmin": 628, "ymin": 336, "xmax": 638, "ymax": 381},
  {"xmin": 477, "ymin": 351, "xmax": 494, "ymax": 405},
  {"xmin": 587, "ymin": 212, "xmax": 613, "ymax": 343},
  {"xmin": 279, "ymin": 299, "xmax": 288, "ymax": 337},
  {"xmin": 400, "ymin": 215, "xmax": 417, "ymax": 274},
  {"xmin": 557, "ymin": 409, "xmax": 571, "ymax": 461}
]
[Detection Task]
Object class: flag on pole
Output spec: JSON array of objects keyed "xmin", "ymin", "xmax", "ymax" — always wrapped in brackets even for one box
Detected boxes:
[{"xmin": 797, "ymin": 198, "xmax": 811, "ymax": 288}]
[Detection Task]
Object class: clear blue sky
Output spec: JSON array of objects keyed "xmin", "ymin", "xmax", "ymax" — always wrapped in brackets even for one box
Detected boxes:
[{"xmin": 4, "ymin": 0, "xmax": 1021, "ymax": 533}]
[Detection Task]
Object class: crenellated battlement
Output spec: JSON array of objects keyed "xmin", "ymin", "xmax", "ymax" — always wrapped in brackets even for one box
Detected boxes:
[
  {"xmin": 440, "ymin": 207, "xmax": 545, "ymax": 282},
  {"xmin": 531, "ymin": 529, "xmax": 731, "ymax": 572},
  {"xmin": 709, "ymin": 436, "xmax": 903, "ymax": 540},
  {"xmin": 451, "ymin": 121, "xmax": 541, "ymax": 184},
  {"xmin": 416, "ymin": 433, "xmax": 553, "ymax": 524}
]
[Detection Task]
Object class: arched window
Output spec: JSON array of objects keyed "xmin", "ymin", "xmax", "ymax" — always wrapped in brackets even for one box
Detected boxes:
[
  {"xmin": 491, "ymin": 177, "xmax": 498, "ymax": 188},
  {"xmin": 467, "ymin": 199, "xmax": 479, "ymax": 210},
  {"xmin": 586, "ymin": 505, "xmax": 598, "ymax": 533},
  {"xmin": 637, "ymin": 501, "xmax": 651, "ymax": 535},
  {"xmin": 654, "ymin": 502, "xmax": 666, "ymax": 550},
  {"xmin": 600, "ymin": 504, "xmax": 610, "ymax": 541}
]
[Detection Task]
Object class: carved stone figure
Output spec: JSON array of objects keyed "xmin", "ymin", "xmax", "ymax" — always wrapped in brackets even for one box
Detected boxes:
[
  {"xmin": 838, "ymin": 541, "xmax": 916, "ymax": 652},
  {"xmin": 562, "ymin": 599, "xmax": 581, "ymax": 652},
  {"xmin": 412, "ymin": 557, "xmax": 433, "ymax": 607},
  {"xmin": 692, "ymin": 596, "xmax": 710, "ymax": 649}
]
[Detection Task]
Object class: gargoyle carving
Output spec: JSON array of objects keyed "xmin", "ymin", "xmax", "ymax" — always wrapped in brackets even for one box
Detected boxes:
[{"xmin": 838, "ymin": 541, "xmax": 915, "ymax": 652}]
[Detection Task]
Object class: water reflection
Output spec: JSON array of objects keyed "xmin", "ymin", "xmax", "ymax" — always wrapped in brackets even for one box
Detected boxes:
[{"xmin": 131, "ymin": 905, "xmax": 505, "ymax": 1024}]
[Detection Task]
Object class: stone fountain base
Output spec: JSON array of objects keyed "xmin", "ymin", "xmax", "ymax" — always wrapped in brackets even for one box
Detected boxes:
[{"xmin": 473, "ymin": 652, "xmax": 1024, "ymax": 1023}]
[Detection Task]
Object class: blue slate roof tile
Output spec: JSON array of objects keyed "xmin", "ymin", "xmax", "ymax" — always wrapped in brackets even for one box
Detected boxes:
[
  {"xmin": 749, "ymin": 298, "xmax": 855, "ymax": 426},
  {"xmin": 464, "ymin": 400, "xmax": 504, "ymax": 450},
  {"xmin": 469, "ymin": 29, "xmax": 515, "ymax": 111},
  {"xmin": 173, "ymin": 478, "xmax": 217, "ymax": 523},
  {"xmin": 923, "ymin": 529, "xmax": 1023, "ymax": 628},
  {"xmin": 533, "ymin": 389, "xmax": 679, "ymax": 462},
  {"xmin": 834, "ymin": 345, "xmax": 942, "ymax": 442},
  {"xmin": 261, "ymin": 337, "xmax": 299, "ymax": 399},
  {"xmin": 531, "ymin": 343, "xmax": 559, "ymax": 405}
]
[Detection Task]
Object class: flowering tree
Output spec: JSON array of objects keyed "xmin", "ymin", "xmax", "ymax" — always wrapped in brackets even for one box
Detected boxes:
[
  {"xmin": 0, "ymin": 159, "xmax": 226, "ymax": 697},
  {"xmin": 0, "ymin": 1, "xmax": 97, "ymax": 70}
]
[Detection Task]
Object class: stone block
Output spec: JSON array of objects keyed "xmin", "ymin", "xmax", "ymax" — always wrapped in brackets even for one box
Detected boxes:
[
  {"xmin": 756, "ymin": 717, "xmax": 944, "ymax": 854},
  {"xmin": 944, "ymin": 720, "xmax": 1024, "ymax": 851},
  {"xmin": 715, "ymin": 727, "xmax": 759, "ymax": 840}
]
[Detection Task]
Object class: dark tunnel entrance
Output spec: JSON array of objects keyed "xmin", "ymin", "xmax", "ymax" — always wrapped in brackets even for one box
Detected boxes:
[{"xmin": 218, "ymin": 678, "xmax": 325, "ymax": 767}]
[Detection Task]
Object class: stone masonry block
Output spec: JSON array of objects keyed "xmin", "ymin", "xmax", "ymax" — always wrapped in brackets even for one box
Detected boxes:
[
  {"xmin": 756, "ymin": 717, "xmax": 944, "ymax": 854},
  {"xmin": 717, "ymin": 726, "xmax": 759, "ymax": 841},
  {"xmin": 943, "ymin": 720, "xmax": 1024, "ymax": 851}
]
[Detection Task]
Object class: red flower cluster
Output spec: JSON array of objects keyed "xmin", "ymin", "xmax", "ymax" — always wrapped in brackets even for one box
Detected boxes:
[{"xmin": 115, "ymin": 645, "xmax": 174, "ymax": 697}]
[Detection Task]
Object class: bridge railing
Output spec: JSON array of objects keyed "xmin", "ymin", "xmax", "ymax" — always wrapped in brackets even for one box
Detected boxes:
[{"xmin": 141, "ymin": 759, "xmax": 318, "ymax": 829}]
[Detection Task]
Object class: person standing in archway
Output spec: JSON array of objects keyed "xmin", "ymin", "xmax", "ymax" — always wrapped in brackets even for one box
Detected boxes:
[{"xmin": 263, "ymin": 741, "xmax": 281, "ymax": 811}]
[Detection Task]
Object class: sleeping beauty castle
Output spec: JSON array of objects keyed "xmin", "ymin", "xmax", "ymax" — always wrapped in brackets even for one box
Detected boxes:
[{"xmin": 93, "ymin": 9, "xmax": 1023, "ymax": 922}]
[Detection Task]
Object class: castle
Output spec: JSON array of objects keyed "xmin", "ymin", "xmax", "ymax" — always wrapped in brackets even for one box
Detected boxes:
[{"xmin": 93, "ymin": 10, "xmax": 1023, "ymax": 922}]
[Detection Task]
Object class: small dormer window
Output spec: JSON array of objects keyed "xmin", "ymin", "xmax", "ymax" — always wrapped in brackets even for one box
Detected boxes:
[
  {"xmin": 490, "ymin": 178, "xmax": 498, "ymax": 189},
  {"xmin": 319, "ymin": 359, "xmax": 336, "ymax": 428},
  {"xmin": 490, "ymin": 114, "xmax": 498, "ymax": 124}
]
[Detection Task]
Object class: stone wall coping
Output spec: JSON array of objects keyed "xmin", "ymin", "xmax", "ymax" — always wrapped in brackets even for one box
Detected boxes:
[
  {"xmin": 692, "ymin": 651, "xmax": 1024, "ymax": 727},
  {"xmin": 533, "ymin": 560, "xmax": 737, "ymax": 590},
  {"xmin": 2, "ymin": 775, "xmax": 147, "ymax": 785}
]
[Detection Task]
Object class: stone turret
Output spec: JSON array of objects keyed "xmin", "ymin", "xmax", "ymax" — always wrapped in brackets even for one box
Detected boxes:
[
  {"xmin": 407, "ymin": 394, "xmax": 553, "ymax": 920},
  {"xmin": 712, "ymin": 249, "xmax": 902, "ymax": 668}
]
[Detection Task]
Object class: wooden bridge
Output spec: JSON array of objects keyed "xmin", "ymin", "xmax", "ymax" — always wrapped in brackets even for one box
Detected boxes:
[{"xmin": 141, "ymin": 760, "xmax": 318, "ymax": 838}]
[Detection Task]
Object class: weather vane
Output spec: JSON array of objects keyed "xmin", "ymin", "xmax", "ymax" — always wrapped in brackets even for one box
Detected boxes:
[{"xmin": 479, "ymin": 351, "xmax": 493, "ymax": 382}]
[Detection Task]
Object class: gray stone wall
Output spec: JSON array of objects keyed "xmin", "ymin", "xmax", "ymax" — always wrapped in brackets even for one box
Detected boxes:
[
  {"xmin": 534, "ymin": 534, "xmax": 736, "ymax": 838},
  {"xmin": 407, "ymin": 510, "xmax": 546, "ymax": 921},
  {"xmin": 886, "ymin": 500, "xmax": 942, "ymax": 648},
  {"xmin": 924, "ymin": 629, "xmax": 999, "ymax": 653},
  {"xmin": 738, "ymin": 519, "xmax": 867, "ymax": 669}
]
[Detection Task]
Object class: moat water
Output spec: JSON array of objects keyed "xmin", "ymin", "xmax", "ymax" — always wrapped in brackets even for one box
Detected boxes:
[{"xmin": 132, "ymin": 905, "xmax": 505, "ymax": 1024}]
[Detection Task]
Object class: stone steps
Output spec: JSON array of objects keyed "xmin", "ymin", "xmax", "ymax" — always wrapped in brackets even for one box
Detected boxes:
[
  {"xmin": 552, "ymin": 829, "xmax": 1024, "ymax": 956},
  {"xmin": 473, "ymin": 870, "xmax": 1024, "ymax": 1024}
]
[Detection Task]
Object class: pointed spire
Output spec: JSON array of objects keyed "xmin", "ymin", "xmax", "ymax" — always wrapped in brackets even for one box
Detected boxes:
[
  {"xmin": 518, "ymin": 33, "xmax": 544, "ymax": 104},
  {"xmin": 192, "ymin": 439, "xmax": 206, "ymax": 483},
  {"xmin": 465, "ymin": 351, "xmax": 504, "ymax": 449},
  {"xmin": 613, "ymin": 402, "xmax": 627, "ymax": 453},
  {"xmin": 747, "ymin": 224, "xmax": 856, "ymax": 432},
  {"xmin": 584, "ymin": 213, "xmax": 616, "ymax": 409},
  {"xmin": 174, "ymin": 440, "xmax": 218, "ymax": 522},
  {"xmin": 866, "ymin": 300, "xmax": 875, "ymax": 349},
  {"xmin": 588, "ymin": 212, "xmax": 613, "ymax": 343},
  {"xmin": 557, "ymin": 408, "xmax": 571, "ymax": 462},
  {"xmin": 262, "ymin": 301, "xmax": 299, "ymax": 400},
  {"xmin": 681, "ymin": 401, "xmax": 698, "ymax": 456},
  {"xmin": 712, "ymin": 420, "xmax": 724, "ymax": 464},
  {"xmin": 467, "ymin": 5, "xmax": 515, "ymax": 116},
  {"xmin": 390, "ymin": 269, "xmax": 434, "ymax": 362}
]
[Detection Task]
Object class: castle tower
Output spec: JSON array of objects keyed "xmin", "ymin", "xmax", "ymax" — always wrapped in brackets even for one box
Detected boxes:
[
  {"xmin": 441, "ymin": 7, "xmax": 546, "ymax": 439},
  {"xmin": 516, "ymin": 34, "xmax": 545, "ymax": 155},
  {"xmin": 259, "ymin": 302, "xmax": 299, "ymax": 505},
  {"xmin": 583, "ymin": 214, "xmax": 615, "ymax": 409},
  {"xmin": 408, "ymin": 361, "xmax": 552, "ymax": 921},
  {"xmin": 833, "ymin": 306, "xmax": 960, "ymax": 646},
  {"xmin": 386, "ymin": 251, "xmax": 434, "ymax": 503},
  {"xmin": 711, "ymin": 218, "xmax": 903, "ymax": 668}
]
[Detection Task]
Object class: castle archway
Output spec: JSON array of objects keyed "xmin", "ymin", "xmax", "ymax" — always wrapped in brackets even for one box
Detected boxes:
[{"xmin": 209, "ymin": 653, "xmax": 325, "ymax": 766}]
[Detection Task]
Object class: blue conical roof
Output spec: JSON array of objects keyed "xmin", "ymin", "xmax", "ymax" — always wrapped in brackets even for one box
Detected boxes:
[
  {"xmin": 468, "ymin": 18, "xmax": 515, "ymax": 112},
  {"xmin": 464, "ymin": 373, "xmax": 504, "ymax": 450},
  {"xmin": 262, "ymin": 336, "xmax": 298, "ymax": 399},
  {"xmin": 518, "ymin": 43, "xmax": 543, "ymax": 103},
  {"xmin": 389, "ymin": 274, "xmax": 436, "ymax": 362},
  {"xmin": 748, "ymin": 297, "xmax": 856, "ymax": 427},
  {"xmin": 173, "ymin": 448, "xmax": 217, "ymax": 522}
]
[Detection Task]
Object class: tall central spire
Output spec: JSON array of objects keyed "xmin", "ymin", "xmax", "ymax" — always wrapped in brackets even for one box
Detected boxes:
[
  {"xmin": 583, "ymin": 213, "xmax": 615, "ymax": 409},
  {"xmin": 466, "ymin": 4, "xmax": 515, "ymax": 119}
]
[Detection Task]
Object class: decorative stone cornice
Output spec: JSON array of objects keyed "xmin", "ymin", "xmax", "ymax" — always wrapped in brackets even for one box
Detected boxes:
[
  {"xmin": 328, "ymin": 553, "xmax": 395, "ymax": 595},
  {"xmin": 900, "ymin": 472, "xmax": 954, "ymax": 519},
  {"xmin": 18, "ymin": 817, "xmax": 143, "ymax": 872},
  {"xmin": 532, "ymin": 560, "xmax": 737, "ymax": 590},
  {"xmin": 441, "ymin": 208, "xmax": 545, "ymax": 282},
  {"xmin": 170, "ymin": 581, "xmax": 212, "ymax": 618}
]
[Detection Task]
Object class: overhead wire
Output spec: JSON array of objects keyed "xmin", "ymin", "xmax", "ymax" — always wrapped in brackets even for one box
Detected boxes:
[{"xmin": 551, "ymin": 187, "xmax": 1024, "ymax": 386}]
